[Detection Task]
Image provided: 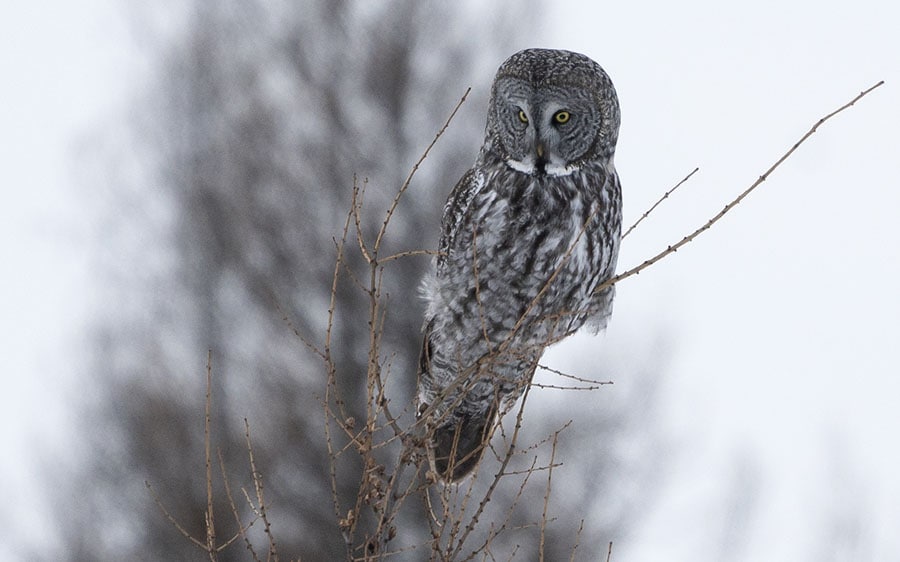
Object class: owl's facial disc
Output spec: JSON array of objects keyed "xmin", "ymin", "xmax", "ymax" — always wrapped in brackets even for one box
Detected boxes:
[
  {"xmin": 494, "ymin": 77, "xmax": 597, "ymax": 177},
  {"xmin": 504, "ymin": 104, "xmax": 580, "ymax": 177}
]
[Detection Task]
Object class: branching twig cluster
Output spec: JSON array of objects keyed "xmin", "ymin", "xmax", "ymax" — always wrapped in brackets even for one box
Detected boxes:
[
  {"xmin": 147, "ymin": 80, "xmax": 883, "ymax": 560},
  {"xmin": 147, "ymin": 352, "xmax": 285, "ymax": 561}
]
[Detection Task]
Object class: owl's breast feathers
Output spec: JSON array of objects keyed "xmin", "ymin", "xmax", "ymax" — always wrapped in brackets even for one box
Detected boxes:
[{"xmin": 429, "ymin": 160, "xmax": 621, "ymax": 348}]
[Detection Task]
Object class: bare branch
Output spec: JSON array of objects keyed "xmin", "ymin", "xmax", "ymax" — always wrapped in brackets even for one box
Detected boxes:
[
  {"xmin": 622, "ymin": 167, "xmax": 699, "ymax": 240},
  {"xmin": 244, "ymin": 419, "xmax": 280, "ymax": 560},
  {"xmin": 596, "ymin": 80, "xmax": 885, "ymax": 295},
  {"xmin": 204, "ymin": 351, "xmax": 216, "ymax": 561},
  {"xmin": 218, "ymin": 448, "xmax": 262, "ymax": 562},
  {"xmin": 146, "ymin": 480, "xmax": 207, "ymax": 550},
  {"xmin": 567, "ymin": 519, "xmax": 585, "ymax": 562},
  {"xmin": 538, "ymin": 430, "xmax": 562, "ymax": 562},
  {"xmin": 373, "ymin": 88, "xmax": 472, "ymax": 254},
  {"xmin": 536, "ymin": 363, "xmax": 614, "ymax": 387},
  {"xmin": 378, "ymin": 249, "xmax": 442, "ymax": 264}
]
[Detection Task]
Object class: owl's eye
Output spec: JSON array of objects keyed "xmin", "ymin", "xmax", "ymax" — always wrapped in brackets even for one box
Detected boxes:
[
  {"xmin": 553, "ymin": 110, "xmax": 571, "ymax": 124},
  {"xmin": 517, "ymin": 109, "xmax": 529, "ymax": 124}
]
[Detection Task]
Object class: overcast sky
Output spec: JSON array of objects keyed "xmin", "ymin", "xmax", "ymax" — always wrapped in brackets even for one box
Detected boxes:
[
  {"xmin": 0, "ymin": 1, "xmax": 133, "ymax": 554},
  {"xmin": 2, "ymin": 1, "xmax": 898, "ymax": 560},
  {"xmin": 540, "ymin": 1, "xmax": 900, "ymax": 560}
]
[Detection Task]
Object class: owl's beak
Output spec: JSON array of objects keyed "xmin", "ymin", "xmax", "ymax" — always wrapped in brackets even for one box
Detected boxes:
[{"xmin": 534, "ymin": 142, "xmax": 547, "ymax": 174}]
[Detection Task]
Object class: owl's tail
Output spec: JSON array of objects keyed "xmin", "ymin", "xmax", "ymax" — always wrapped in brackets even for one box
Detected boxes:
[
  {"xmin": 431, "ymin": 403, "xmax": 498, "ymax": 482},
  {"xmin": 420, "ymin": 321, "xmax": 499, "ymax": 482}
]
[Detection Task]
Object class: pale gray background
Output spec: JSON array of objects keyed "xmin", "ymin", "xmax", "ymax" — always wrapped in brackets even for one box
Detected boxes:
[{"xmin": 2, "ymin": 0, "xmax": 898, "ymax": 559}]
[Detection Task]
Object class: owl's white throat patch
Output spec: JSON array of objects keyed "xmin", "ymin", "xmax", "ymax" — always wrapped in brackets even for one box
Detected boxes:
[
  {"xmin": 545, "ymin": 162, "xmax": 580, "ymax": 177},
  {"xmin": 506, "ymin": 158, "xmax": 579, "ymax": 177}
]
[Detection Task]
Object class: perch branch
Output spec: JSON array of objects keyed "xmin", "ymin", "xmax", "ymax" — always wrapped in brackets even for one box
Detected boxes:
[{"xmin": 595, "ymin": 80, "xmax": 884, "ymax": 295}]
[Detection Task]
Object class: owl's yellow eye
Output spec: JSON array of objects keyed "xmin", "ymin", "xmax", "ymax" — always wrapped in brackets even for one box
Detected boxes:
[
  {"xmin": 554, "ymin": 110, "xmax": 571, "ymax": 124},
  {"xmin": 517, "ymin": 109, "xmax": 528, "ymax": 123}
]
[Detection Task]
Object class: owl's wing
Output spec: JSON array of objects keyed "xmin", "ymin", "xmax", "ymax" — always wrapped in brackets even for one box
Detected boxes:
[{"xmin": 436, "ymin": 167, "xmax": 483, "ymax": 272}]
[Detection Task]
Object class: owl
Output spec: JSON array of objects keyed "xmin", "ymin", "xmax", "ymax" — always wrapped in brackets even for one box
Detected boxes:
[{"xmin": 418, "ymin": 49, "xmax": 622, "ymax": 481}]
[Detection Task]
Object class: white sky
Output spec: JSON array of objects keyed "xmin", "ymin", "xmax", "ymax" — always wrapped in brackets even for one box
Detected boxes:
[
  {"xmin": 0, "ymin": 1, "xmax": 134, "ymax": 555},
  {"xmin": 539, "ymin": 1, "xmax": 900, "ymax": 560},
  {"xmin": 1, "ymin": 1, "xmax": 898, "ymax": 560}
]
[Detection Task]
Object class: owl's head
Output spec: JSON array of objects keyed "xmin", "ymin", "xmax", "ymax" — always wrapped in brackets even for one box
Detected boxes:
[{"xmin": 485, "ymin": 48, "xmax": 620, "ymax": 176}]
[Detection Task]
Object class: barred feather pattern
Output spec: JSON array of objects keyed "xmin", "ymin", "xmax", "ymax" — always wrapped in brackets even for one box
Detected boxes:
[{"xmin": 417, "ymin": 49, "xmax": 622, "ymax": 481}]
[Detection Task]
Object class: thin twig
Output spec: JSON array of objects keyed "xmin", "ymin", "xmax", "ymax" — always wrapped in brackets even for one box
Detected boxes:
[
  {"xmin": 244, "ymin": 419, "xmax": 279, "ymax": 560},
  {"xmin": 204, "ymin": 350, "xmax": 216, "ymax": 561},
  {"xmin": 145, "ymin": 480, "xmax": 206, "ymax": 549},
  {"xmin": 530, "ymin": 382, "xmax": 606, "ymax": 391},
  {"xmin": 323, "ymin": 186, "xmax": 356, "ymax": 558},
  {"xmin": 378, "ymin": 249, "xmax": 441, "ymax": 263},
  {"xmin": 352, "ymin": 175, "xmax": 374, "ymax": 265},
  {"xmin": 622, "ymin": 167, "xmax": 699, "ymax": 239},
  {"xmin": 538, "ymin": 430, "xmax": 562, "ymax": 562},
  {"xmin": 499, "ymin": 462, "xmax": 564, "ymax": 476},
  {"xmin": 373, "ymin": 88, "xmax": 471, "ymax": 254},
  {"xmin": 567, "ymin": 519, "xmax": 585, "ymax": 562},
  {"xmin": 218, "ymin": 448, "xmax": 262, "ymax": 562},
  {"xmin": 595, "ymin": 80, "xmax": 884, "ymax": 295},
  {"xmin": 275, "ymin": 298, "xmax": 325, "ymax": 360},
  {"xmin": 536, "ymin": 363, "xmax": 614, "ymax": 387}
]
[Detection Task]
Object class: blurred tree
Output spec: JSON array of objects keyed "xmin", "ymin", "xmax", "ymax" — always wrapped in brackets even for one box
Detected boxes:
[{"xmin": 50, "ymin": 1, "xmax": 664, "ymax": 560}]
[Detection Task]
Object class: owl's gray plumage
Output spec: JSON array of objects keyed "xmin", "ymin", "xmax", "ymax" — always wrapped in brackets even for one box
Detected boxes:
[{"xmin": 418, "ymin": 49, "xmax": 622, "ymax": 481}]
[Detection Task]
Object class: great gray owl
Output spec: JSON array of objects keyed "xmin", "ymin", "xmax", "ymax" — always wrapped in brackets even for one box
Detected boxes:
[{"xmin": 418, "ymin": 48, "xmax": 622, "ymax": 481}]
